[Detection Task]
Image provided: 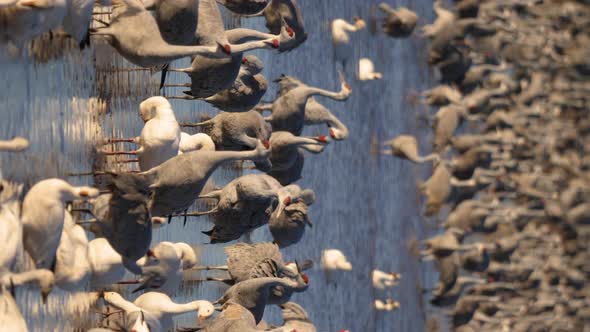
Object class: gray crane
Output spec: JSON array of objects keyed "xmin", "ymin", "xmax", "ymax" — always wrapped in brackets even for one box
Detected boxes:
[
  {"xmin": 158, "ymin": 0, "xmax": 294, "ymax": 92},
  {"xmin": 184, "ymin": 301, "xmax": 285, "ymax": 332},
  {"xmin": 181, "ymin": 111, "xmax": 272, "ymax": 152},
  {"xmin": 260, "ymin": 131, "xmax": 328, "ymax": 185},
  {"xmin": 196, "ymin": 242, "xmax": 310, "ymax": 305},
  {"xmin": 195, "ymin": 174, "xmax": 291, "ymax": 243},
  {"xmin": 114, "ymin": 140, "xmax": 270, "ymax": 220},
  {"xmin": 89, "ymin": 173, "xmax": 152, "ymax": 275},
  {"xmin": 259, "ymin": 73, "xmax": 351, "ymax": 136},
  {"xmin": 303, "ymin": 97, "xmax": 349, "ymax": 140},
  {"xmin": 277, "ymin": 302, "xmax": 317, "ymax": 332},
  {"xmin": 215, "ymin": 276, "xmax": 308, "ymax": 323},
  {"xmin": 200, "ymin": 56, "xmax": 268, "ymax": 112},
  {"xmin": 378, "ymin": 3, "xmax": 417, "ymax": 38},
  {"xmin": 381, "ymin": 135, "xmax": 439, "ymax": 164},
  {"xmin": 269, "ymin": 199, "xmax": 314, "ymax": 248},
  {"xmin": 239, "ymin": 0, "xmax": 307, "ymax": 52},
  {"xmin": 90, "ymin": 0, "xmax": 228, "ymax": 68}
]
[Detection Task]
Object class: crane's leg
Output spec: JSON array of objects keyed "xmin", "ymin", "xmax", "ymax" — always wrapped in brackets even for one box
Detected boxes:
[
  {"xmin": 102, "ymin": 151, "xmax": 137, "ymax": 156},
  {"xmin": 206, "ymin": 277, "xmax": 234, "ymax": 284},
  {"xmin": 113, "ymin": 68, "xmax": 151, "ymax": 72},
  {"xmin": 191, "ymin": 265, "xmax": 228, "ymax": 271},
  {"xmin": 173, "ymin": 207, "xmax": 219, "ymax": 219},
  {"xmin": 167, "ymin": 94, "xmax": 198, "ymax": 100},
  {"xmin": 161, "ymin": 83, "xmax": 192, "ymax": 88},
  {"xmin": 183, "ymin": 208, "xmax": 189, "ymax": 226},
  {"xmin": 92, "ymin": 18, "xmax": 110, "ymax": 27},
  {"xmin": 106, "ymin": 138, "xmax": 137, "ymax": 144},
  {"xmin": 116, "ymin": 159, "xmax": 139, "ymax": 163}
]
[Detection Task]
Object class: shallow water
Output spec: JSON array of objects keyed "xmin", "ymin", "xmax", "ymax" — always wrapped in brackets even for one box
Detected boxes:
[{"xmin": 0, "ymin": 1, "xmax": 439, "ymax": 331}]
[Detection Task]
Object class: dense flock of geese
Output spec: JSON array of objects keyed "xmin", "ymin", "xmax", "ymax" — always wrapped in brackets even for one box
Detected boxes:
[{"xmin": 1, "ymin": 0, "xmax": 589, "ymax": 331}]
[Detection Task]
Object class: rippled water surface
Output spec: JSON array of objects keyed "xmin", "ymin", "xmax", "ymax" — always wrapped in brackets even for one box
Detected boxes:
[{"xmin": 0, "ymin": 1, "xmax": 439, "ymax": 331}]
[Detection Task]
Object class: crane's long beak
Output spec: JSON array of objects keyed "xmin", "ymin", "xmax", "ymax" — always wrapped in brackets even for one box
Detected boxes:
[
  {"xmin": 275, "ymin": 203, "xmax": 286, "ymax": 219},
  {"xmin": 116, "ymin": 279, "xmax": 141, "ymax": 285},
  {"xmin": 42, "ymin": 291, "xmax": 49, "ymax": 304},
  {"xmin": 9, "ymin": 278, "xmax": 15, "ymax": 298},
  {"xmin": 275, "ymin": 196, "xmax": 291, "ymax": 218},
  {"xmin": 132, "ymin": 283, "xmax": 149, "ymax": 294}
]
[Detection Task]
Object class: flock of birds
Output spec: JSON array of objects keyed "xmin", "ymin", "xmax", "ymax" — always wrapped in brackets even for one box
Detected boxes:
[
  {"xmin": 380, "ymin": 0, "xmax": 590, "ymax": 331},
  {"xmin": 1, "ymin": 0, "xmax": 589, "ymax": 331}
]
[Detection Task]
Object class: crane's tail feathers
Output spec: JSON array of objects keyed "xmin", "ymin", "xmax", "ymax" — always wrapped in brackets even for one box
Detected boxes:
[
  {"xmin": 202, "ymin": 228, "xmax": 215, "ymax": 237},
  {"xmin": 181, "ymin": 207, "xmax": 218, "ymax": 217},
  {"xmin": 158, "ymin": 64, "xmax": 169, "ymax": 90}
]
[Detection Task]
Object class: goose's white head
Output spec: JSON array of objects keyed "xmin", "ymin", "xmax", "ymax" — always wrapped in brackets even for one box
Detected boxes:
[
  {"xmin": 103, "ymin": 291, "xmax": 123, "ymax": 302},
  {"xmin": 139, "ymin": 97, "xmax": 172, "ymax": 122},
  {"xmin": 197, "ymin": 301, "xmax": 215, "ymax": 324},
  {"xmin": 174, "ymin": 242, "xmax": 198, "ymax": 269},
  {"xmin": 151, "ymin": 217, "xmax": 167, "ymax": 229},
  {"xmin": 149, "ymin": 242, "xmax": 180, "ymax": 268},
  {"xmin": 69, "ymin": 186, "xmax": 100, "ymax": 201},
  {"xmin": 42, "ymin": 179, "xmax": 99, "ymax": 202},
  {"xmin": 2, "ymin": 137, "xmax": 30, "ymax": 152}
]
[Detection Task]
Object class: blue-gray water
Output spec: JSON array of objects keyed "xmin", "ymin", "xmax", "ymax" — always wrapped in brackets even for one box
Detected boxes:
[{"xmin": 0, "ymin": 1, "xmax": 439, "ymax": 331}]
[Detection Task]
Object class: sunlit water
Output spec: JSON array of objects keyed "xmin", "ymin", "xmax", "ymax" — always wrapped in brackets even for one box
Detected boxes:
[{"xmin": 0, "ymin": 1, "xmax": 440, "ymax": 331}]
